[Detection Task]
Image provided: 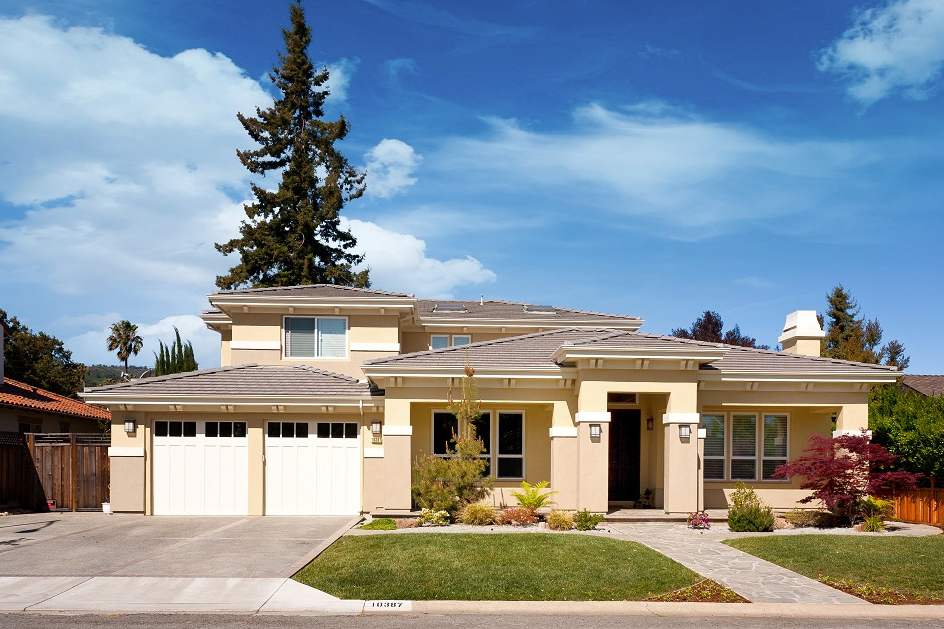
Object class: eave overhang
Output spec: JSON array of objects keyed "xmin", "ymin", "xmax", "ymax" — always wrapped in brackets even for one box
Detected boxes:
[
  {"xmin": 208, "ymin": 293, "xmax": 417, "ymax": 315},
  {"xmin": 551, "ymin": 344, "xmax": 728, "ymax": 365}
]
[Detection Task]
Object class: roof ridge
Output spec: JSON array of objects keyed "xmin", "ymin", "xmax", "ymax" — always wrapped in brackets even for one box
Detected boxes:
[
  {"xmin": 4, "ymin": 377, "xmax": 75, "ymax": 401},
  {"xmin": 85, "ymin": 364, "xmax": 258, "ymax": 391},
  {"xmin": 719, "ymin": 344, "xmax": 898, "ymax": 370},
  {"xmin": 416, "ymin": 298, "xmax": 640, "ymax": 320},
  {"xmin": 211, "ymin": 284, "xmax": 413, "ymax": 297}
]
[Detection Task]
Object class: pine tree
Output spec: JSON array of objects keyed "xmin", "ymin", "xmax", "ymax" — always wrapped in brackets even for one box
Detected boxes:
[
  {"xmin": 216, "ymin": 0, "xmax": 369, "ymax": 290},
  {"xmin": 821, "ymin": 285, "xmax": 909, "ymax": 369},
  {"xmin": 671, "ymin": 310, "xmax": 769, "ymax": 349}
]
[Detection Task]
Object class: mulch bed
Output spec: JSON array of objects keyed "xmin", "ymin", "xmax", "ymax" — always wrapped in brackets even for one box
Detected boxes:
[
  {"xmin": 819, "ymin": 576, "xmax": 944, "ymax": 605},
  {"xmin": 645, "ymin": 579, "xmax": 749, "ymax": 603}
]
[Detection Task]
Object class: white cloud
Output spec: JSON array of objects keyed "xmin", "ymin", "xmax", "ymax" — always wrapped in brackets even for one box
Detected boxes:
[
  {"xmin": 432, "ymin": 102, "xmax": 878, "ymax": 237},
  {"xmin": 68, "ymin": 315, "xmax": 221, "ymax": 371},
  {"xmin": 819, "ymin": 0, "xmax": 944, "ymax": 106},
  {"xmin": 325, "ymin": 57, "xmax": 358, "ymax": 104},
  {"xmin": 365, "ymin": 138, "xmax": 421, "ymax": 198},
  {"xmin": 345, "ymin": 219, "xmax": 496, "ymax": 298}
]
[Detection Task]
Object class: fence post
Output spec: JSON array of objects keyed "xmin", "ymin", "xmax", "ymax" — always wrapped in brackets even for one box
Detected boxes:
[{"xmin": 71, "ymin": 434, "xmax": 78, "ymax": 512}]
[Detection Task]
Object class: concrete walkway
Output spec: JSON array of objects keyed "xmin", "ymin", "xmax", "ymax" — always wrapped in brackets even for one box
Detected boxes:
[{"xmin": 607, "ymin": 521, "xmax": 938, "ymax": 605}]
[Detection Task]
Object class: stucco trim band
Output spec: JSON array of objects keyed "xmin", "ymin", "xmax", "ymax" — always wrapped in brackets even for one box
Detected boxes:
[
  {"xmin": 549, "ymin": 427, "xmax": 578, "ymax": 438},
  {"xmin": 574, "ymin": 412, "xmax": 611, "ymax": 424},
  {"xmin": 108, "ymin": 447, "xmax": 145, "ymax": 457},
  {"xmin": 350, "ymin": 342, "xmax": 401, "ymax": 352},
  {"xmin": 229, "ymin": 340, "xmax": 281, "ymax": 350},
  {"xmin": 382, "ymin": 425, "xmax": 413, "ymax": 436},
  {"xmin": 662, "ymin": 412, "xmax": 700, "ymax": 425},
  {"xmin": 364, "ymin": 448, "xmax": 384, "ymax": 458}
]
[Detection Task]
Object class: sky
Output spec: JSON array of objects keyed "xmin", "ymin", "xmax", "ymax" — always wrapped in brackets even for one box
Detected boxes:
[{"xmin": 1, "ymin": 0, "xmax": 942, "ymax": 374}]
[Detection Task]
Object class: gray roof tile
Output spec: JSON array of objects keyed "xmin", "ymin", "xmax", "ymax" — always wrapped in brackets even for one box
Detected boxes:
[
  {"xmin": 85, "ymin": 364, "xmax": 382, "ymax": 397},
  {"xmin": 901, "ymin": 375, "xmax": 944, "ymax": 396},
  {"xmin": 416, "ymin": 299, "xmax": 640, "ymax": 323},
  {"xmin": 211, "ymin": 284, "xmax": 413, "ymax": 298}
]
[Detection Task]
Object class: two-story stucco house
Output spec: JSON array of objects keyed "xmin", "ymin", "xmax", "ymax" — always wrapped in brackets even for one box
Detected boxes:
[{"xmin": 83, "ymin": 285, "xmax": 898, "ymax": 516}]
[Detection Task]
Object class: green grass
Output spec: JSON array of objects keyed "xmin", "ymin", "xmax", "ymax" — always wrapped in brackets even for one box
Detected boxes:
[
  {"xmin": 294, "ymin": 533, "xmax": 700, "ymax": 600},
  {"xmin": 724, "ymin": 535, "xmax": 944, "ymax": 600},
  {"xmin": 358, "ymin": 518, "xmax": 397, "ymax": 530}
]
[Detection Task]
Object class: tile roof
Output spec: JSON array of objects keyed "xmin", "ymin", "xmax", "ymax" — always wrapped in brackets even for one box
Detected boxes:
[
  {"xmin": 901, "ymin": 375, "xmax": 944, "ymax": 397},
  {"xmin": 210, "ymin": 284, "xmax": 413, "ymax": 298},
  {"xmin": 365, "ymin": 328, "xmax": 898, "ymax": 376},
  {"xmin": 1, "ymin": 378, "xmax": 111, "ymax": 420},
  {"xmin": 84, "ymin": 364, "xmax": 383, "ymax": 397},
  {"xmin": 416, "ymin": 299, "xmax": 641, "ymax": 323}
]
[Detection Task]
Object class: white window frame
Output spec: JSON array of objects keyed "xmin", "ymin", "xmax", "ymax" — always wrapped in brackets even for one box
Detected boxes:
[
  {"xmin": 283, "ymin": 316, "xmax": 348, "ymax": 359},
  {"xmin": 761, "ymin": 413, "xmax": 790, "ymax": 481},
  {"xmin": 700, "ymin": 413, "xmax": 726, "ymax": 481},
  {"xmin": 429, "ymin": 334, "xmax": 472, "ymax": 350},
  {"xmin": 430, "ymin": 409, "xmax": 523, "ymax": 479},
  {"xmin": 729, "ymin": 413, "xmax": 758, "ymax": 481}
]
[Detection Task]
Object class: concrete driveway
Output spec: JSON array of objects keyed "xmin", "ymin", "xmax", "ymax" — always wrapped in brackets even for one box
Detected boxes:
[{"xmin": 0, "ymin": 513, "xmax": 355, "ymax": 578}]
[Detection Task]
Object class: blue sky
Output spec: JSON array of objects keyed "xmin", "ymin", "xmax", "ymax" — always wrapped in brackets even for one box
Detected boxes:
[{"xmin": 1, "ymin": 0, "xmax": 942, "ymax": 373}]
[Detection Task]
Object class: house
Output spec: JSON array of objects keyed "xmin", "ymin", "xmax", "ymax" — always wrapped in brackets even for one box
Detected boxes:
[
  {"xmin": 900, "ymin": 375, "xmax": 944, "ymax": 398},
  {"xmin": 82, "ymin": 285, "xmax": 898, "ymax": 516},
  {"xmin": 1, "ymin": 321, "xmax": 109, "ymax": 433}
]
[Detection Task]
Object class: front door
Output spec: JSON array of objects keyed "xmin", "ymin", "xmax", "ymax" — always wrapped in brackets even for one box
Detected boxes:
[{"xmin": 608, "ymin": 409, "xmax": 641, "ymax": 502}]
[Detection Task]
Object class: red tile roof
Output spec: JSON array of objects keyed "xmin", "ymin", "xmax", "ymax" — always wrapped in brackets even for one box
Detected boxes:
[{"xmin": 1, "ymin": 378, "xmax": 111, "ymax": 421}]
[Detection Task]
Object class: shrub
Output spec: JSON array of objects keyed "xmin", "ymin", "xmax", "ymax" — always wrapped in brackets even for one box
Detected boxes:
[
  {"xmin": 546, "ymin": 510, "xmax": 574, "ymax": 531},
  {"xmin": 783, "ymin": 509, "xmax": 833, "ymax": 528},
  {"xmin": 861, "ymin": 495, "xmax": 895, "ymax": 520},
  {"xmin": 687, "ymin": 511, "xmax": 711, "ymax": 530},
  {"xmin": 417, "ymin": 508, "xmax": 450, "ymax": 527},
  {"xmin": 573, "ymin": 509, "xmax": 604, "ymax": 531},
  {"xmin": 773, "ymin": 433, "xmax": 918, "ymax": 525},
  {"xmin": 727, "ymin": 482, "xmax": 775, "ymax": 532},
  {"xmin": 862, "ymin": 515, "xmax": 885, "ymax": 532},
  {"xmin": 359, "ymin": 517, "xmax": 396, "ymax": 530},
  {"xmin": 495, "ymin": 507, "xmax": 538, "ymax": 526},
  {"xmin": 510, "ymin": 480, "xmax": 557, "ymax": 510},
  {"xmin": 460, "ymin": 503, "xmax": 496, "ymax": 525}
]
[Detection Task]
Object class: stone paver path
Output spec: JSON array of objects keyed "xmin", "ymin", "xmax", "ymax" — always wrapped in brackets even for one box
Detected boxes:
[{"xmin": 608, "ymin": 523, "xmax": 868, "ymax": 604}]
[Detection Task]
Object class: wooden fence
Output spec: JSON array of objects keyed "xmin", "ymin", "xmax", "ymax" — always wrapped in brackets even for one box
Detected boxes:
[
  {"xmin": 894, "ymin": 488, "xmax": 944, "ymax": 526},
  {"xmin": 0, "ymin": 431, "xmax": 109, "ymax": 512}
]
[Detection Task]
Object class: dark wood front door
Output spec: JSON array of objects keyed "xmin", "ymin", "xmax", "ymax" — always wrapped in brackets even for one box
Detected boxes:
[{"xmin": 608, "ymin": 409, "xmax": 641, "ymax": 502}]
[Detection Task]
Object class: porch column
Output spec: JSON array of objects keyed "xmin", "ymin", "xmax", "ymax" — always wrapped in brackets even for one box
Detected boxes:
[
  {"xmin": 381, "ymin": 398, "xmax": 413, "ymax": 511},
  {"xmin": 662, "ymin": 413, "xmax": 700, "ymax": 514},
  {"xmin": 549, "ymin": 401, "xmax": 578, "ymax": 510},
  {"xmin": 834, "ymin": 402, "xmax": 869, "ymax": 435},
  {"xmin": 574, "ymin": 411, "xmax": 610, "ymax": 512}
]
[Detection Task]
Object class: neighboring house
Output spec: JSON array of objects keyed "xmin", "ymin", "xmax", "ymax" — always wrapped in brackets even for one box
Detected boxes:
[
  {"xmin": 82, "ymin": 285, "xmax": 898, "ymax": 516},
  {"xmin": 900, "ymin": 375, "xmax": 944, "ymax": 398},
  {"xmin": 1, "ymin": 320, "xmax": 109, "ymax": 433}
]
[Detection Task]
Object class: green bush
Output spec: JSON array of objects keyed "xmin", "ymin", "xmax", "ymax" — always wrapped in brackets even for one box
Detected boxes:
[
  {"xmin": 727, "ymin": 482, "xmax": 775, "ymax": 532},
  {"xmin": 573, "ymin": 509, "xmax": 604, "ymax": 531},
  {"xmin": 359, "ymin": 518, "xmax": 396, "ymax": 530},
  {"xmin": 412, "ymin": 431, "xmax": 492, "ymax": 517},
  {"xmin": 862, "ymin": 515, "xmax": 885, "ymax": 532},
  {"xmin": 545, "ymin": 510, "xmax": 574, "ymax": 531},
  {"xmin": 460, "ymin": 503, "xmax": 496, "ymax": 525},
  {"xmin": 510, "ymin": 480, "xmax": 557, "ymax": 510},
  {"xmin": 861, "ymin": 495, "xmax": 895, "ymax": 520}
]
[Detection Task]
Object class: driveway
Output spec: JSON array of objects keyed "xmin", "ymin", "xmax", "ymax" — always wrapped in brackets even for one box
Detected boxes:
[{"xmin": 0, "ymin": 513, "xmax": 355, "ymax": 578}]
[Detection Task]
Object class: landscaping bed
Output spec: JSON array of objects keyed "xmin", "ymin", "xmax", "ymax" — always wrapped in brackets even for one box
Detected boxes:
[
  {"xmin": 294, "ymin": 532, "xmax": 741, "ymax": 601},
  {"xmin": 724, "ymin": 535, "xmax": 944, "ymax": 604}
]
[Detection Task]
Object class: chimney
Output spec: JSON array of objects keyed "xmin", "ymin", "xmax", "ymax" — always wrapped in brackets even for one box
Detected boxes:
[{"xmin": 778, "ymin": 310, "xmax": 825, "ymax": 357}]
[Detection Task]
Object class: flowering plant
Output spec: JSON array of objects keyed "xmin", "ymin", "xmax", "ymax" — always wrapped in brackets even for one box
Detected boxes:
[{"xmin": 687, "ymin": 511, "xmax": 711, "ymax": 530}]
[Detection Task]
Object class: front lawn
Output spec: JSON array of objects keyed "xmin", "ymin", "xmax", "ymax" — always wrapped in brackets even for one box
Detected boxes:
[
  {"xmin": 294, "ymin": 533, "xmax": 705, "ymax": 600},
  {"xmin": 724, "ymin": 535, "xmax": 944, "ymax": 603}
]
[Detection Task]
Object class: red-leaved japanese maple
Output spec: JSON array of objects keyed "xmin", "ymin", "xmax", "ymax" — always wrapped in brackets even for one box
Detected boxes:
[{"xmin": 772, "ymin": 433, "xmax": 919, "ymax": 524}]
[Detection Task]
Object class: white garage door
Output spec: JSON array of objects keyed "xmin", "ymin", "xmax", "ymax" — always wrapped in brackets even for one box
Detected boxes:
[
  {"xmin": 265, "ymin": 420, "xmax": 361, "ymax": 515},
  {"xmin": 152, "ymin": 420, "xmax": 249, "ymax": 515}
]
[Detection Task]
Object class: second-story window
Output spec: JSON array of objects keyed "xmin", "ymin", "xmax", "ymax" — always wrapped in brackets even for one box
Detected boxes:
[
  {"xmin": 430, "ymin": 334, "xmax": 472, "ymax": 350},
  {"xmin": 284, "ymin": 317, "xmax": 347, "ymax": 358}
]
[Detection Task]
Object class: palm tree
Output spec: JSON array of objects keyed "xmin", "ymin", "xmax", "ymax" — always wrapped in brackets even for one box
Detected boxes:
[{"xmin": 106, "ymin": 320, "xmax": 144, "ymax": 374}]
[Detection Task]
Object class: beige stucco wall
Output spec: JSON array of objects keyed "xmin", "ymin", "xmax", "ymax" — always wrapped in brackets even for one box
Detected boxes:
[{"xmin": 0, "ymin": 408, "xmax": 102, "ymax": 433}]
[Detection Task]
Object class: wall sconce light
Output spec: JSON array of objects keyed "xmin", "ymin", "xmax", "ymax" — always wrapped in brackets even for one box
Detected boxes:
[
  {"xmin": 124, "ymin": 419, "xmax": 136, "ymax": 434},
  {"xmin": 646, "ymin": 417, "xmax": 654, "ymax": 431},
  {"xmin": 678, "ymin": 424, "xmax": 691, "ymax": 439},
  {"xmin": 589, "ymin": 424, "xmax": 602, "ymax": 439},
  {"xmin": 370, "ymin": 420, "xmax": 383, "ymax": 444}
]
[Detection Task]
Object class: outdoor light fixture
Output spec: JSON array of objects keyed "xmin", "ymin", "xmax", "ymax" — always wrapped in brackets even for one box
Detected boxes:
[
  {"xmin": 646, "ymin": 417, "xmax": 654, "ymax": 431},
  {"xmin": 370, "ymin": 420, "xmax": 382, "ymax": 436},
  {"xmin": 697, "ymin": 428, "xmax": 707, "ymax": 440},
  {"xmin": 589, "ymin": 424, "xmax": 602, "ymax": 439},
  {"xmin": 679, "ymin": 424, "xmax": 691, "ymax": 439},
  {"xmin": 123, "ymin": 419, "xmax": 136, "ymax": 434}
]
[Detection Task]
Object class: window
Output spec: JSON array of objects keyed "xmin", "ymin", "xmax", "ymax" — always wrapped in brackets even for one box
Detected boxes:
[
  {"xmin": 267, "ymin": 422, "xmax": 309, "ymax": 438},
  {"xmin": 205, "ymin": 421, "xmax": 247, "ymax": 438},
  {"xmin": 701, "ymin": 414, "xmax": 725, "ymax": 480},
  {"xmin": 432, "ymin": 410, "xmax": 519, "ymax": 478},
  {"xmin": 284, "ymin": 317, "xmax": 347, "ymax": 358},
  {"xmin": 154, "ymin": 421, "xmax": 198, "ymax": 438},
  {"xmin": 430, "ymin": 334, "xmax": 472, "ymax": 350},
  {"xmin": 730, "ymin": 414, "xmax": 757, "ymax": 480},
  {"xmin": 315, "ymin": 422, "xmax": 358, "ymax": 439},
  {"xmin": 762, "ymin": 414, "xmax": 788, "ymax": 480},
  {"xmin": 18, "ymin": 422, "xmax": 42, "ymax": 434}
]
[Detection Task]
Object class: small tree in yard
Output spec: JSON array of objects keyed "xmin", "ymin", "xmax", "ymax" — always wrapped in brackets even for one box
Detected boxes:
[
  {"xmin": 773, "ymin": 433, "xmax": 919, "ymax": 525},
  {"xmin": 411, "ymin": 363, "xmax": 492, "ymax": 518}
]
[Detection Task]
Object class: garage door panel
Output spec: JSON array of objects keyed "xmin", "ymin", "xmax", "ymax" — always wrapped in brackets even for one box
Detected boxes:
[{"xmin": 266, "ymin": 421, "xmax": 361, "ymax": 516}]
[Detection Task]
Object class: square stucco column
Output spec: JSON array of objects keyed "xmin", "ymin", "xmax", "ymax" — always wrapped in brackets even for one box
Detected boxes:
[
  {"xmin": 550, "ymin": 426, "xmax": 578, "ymax": 510},
  {"xmin": 575, "ymin": 411, "xmax": 610, "ymax": 512},
  {"xmin": 381, "ymin": 425, "xmax": 413, "ymax": 510},
  {"xmin": 663, "ymin": 413, "xmax": 700, "ymax": 514}
]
